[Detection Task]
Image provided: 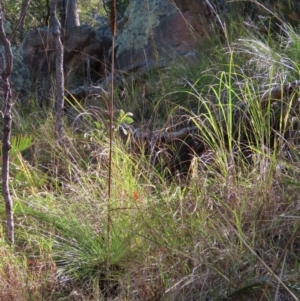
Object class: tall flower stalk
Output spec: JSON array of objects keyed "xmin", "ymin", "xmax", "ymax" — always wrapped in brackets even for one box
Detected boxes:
[{"xmin": 107, "ymin": 0, "xmax": 117, "ymax": 259}]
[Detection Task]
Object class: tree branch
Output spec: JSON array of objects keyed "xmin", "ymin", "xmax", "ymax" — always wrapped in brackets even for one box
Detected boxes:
[
  {"xmin": 8, "ymin": 0, "xmax": 32, "ymax": 41},
  {"xmin": 50, "ymin": 0, "xmax": 65, "ymax": 141},
  {"xmin": 0, "ymin": 6, "xmax": 14, "ymax": 244}
]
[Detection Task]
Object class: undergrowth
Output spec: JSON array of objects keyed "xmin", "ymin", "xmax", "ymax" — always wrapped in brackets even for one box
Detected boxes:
[{"xmin": 1, "ymin": 2, "xmax": 300, "ymax": 301}]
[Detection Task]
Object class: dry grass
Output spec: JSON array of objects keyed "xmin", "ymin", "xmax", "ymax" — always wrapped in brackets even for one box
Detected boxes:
[{"xmin": 1, "ymin": 2, "xmax": 300, "ymax": 300}]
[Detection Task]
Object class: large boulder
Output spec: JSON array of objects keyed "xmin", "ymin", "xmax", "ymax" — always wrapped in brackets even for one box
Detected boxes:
[
  {"xmin": 18, "ymin": 0, "xmax": 217, "ymax": 97},
  {"xmin": 20, "ymin": 23, "xmax": 111, "ymax": 89},
  {"xmin": 64, "ymin": 24, "xmax": 111, "ymax": 87},
  {"xmin": 0, "ymin": 46, "xmax": 31, "ymax": 106},
  {"xmin": 10, "ymin": 48, "xmax": 31, "ymax": 100},
  {"xmin": 20, "ymin": 27, "xmax": 55, "ymax": 77},
  {"xmin": 0, "ymin": 19, "xmax": 31, "ymax": 106},
  {"xmin": 114, "ymin": 0, "xmax": 213, "ymax": 73}
]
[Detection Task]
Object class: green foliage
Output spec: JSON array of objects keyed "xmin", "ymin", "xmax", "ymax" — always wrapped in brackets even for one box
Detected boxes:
[
  {"xmin": 116, "ymin": 109, "xmax": 134, "ymax": 135},
  {"xmin": 2, "ymin": 0, "xmax": 49, "ymax": 43},
  {"xmin": 10, "ymin": 135, "xmax": 33, "ymax": 156},
  {"xmin": 117, "ymin": 109, "xmax": 134, "ymax": 125},
  {"xmin": 2, "ymin": 0, "xmax": 117, "ymax": 42},
  {"xmin": 0, "ymin": 134, "xmax": 45, "ymax": 193},
  {"xmin": 78, "ymin": 0, "xmax": 107, "ymax": 25},
  {"xmin": 33, "ymin": 213, "xmax": 129, "ymax": 286}
]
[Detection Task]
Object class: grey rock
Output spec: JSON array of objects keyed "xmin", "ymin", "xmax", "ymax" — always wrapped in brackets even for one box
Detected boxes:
[
  {"xmin": 0, "ymin": 46, "xmax": 31, "ymax": 106},
  {"xmin": 19, "ymin": 23, "xmax": 111, "ymax": 105},
  {"xmin": 20, "ymin": 27, "xmax": 55, "ymax": 77},
  {"xmin": 113, "ymin": 0, "xmax": 212, "ymax": 73}
]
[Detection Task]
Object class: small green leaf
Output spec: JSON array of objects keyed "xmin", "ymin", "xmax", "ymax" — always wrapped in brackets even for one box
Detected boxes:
[
  {"xmin": 94, "ymin": 121, "xmax": 101, "ymax": 129},
  {"xmin": 119, "ymin": 109, "xmax": 125, "ymax": 118},
  {"xmin": 123, "ymin": 116, "xmax": 134, "ymax": 124}
]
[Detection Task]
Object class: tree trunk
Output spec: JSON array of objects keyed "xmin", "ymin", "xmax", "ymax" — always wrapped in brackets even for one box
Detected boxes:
[
  {"xmin": 0, "ymin": 7, "xmax": 14, "ymax": 244},
  {"xmin": 66, "ymin": 0, "xmax": 80, "ymax": 30},
  {"xmin": 59, "ymin": 0, "xmax": 80, "ymax": 36},
  {"xmin": 51, "ymin": 0, "xmax": 64, "ymax": 141}
]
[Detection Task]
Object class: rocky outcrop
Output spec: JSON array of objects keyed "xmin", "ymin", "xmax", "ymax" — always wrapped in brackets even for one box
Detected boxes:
[
  {"xmin": 0, "ymin": 19, "xmax": 31, "ymax": 105},
  {"xmin": 20, "ymin": 23, "xmax": 111, "ymax": 89},
  {"xmin": 18, "ymin": 0, "xmax": 300, "ymax": 99},
  {"xmin": 63, "ymin": 24, "xmax": 111, "ymax": 87},
  {"xmin": 20, "ymin": 0, "xmax": 213, "ymax": 87},
  {"xmin": 114, "ymin": 0, "xmax": 212, "ymax": 74},
  {"xmin": 0, "ymin": 46, "xmax": 31, "ymax": 106},
  {"xmin": 10, "ymin": 48, "xmax": 31, "ymax": 100},
  {"xmin": 20, "ymin": 27, "xmax": 54, "ymax": 78},
  {"xmin": 18, "ymin": 22, "xmax": 111, "ymax": 105},
  {"xmin": 18, "ymin": 0, "xmax": 216, "ymax": 104}
]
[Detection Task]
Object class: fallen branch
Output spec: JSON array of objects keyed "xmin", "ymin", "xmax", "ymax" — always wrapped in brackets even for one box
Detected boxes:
[
  {"xmin": 260, "ymin": 80, "xmax": 300, "ymax": 107},
  {"xmin": 119, "ymin": 123, "xmax": 199, "ymax": 143}
]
